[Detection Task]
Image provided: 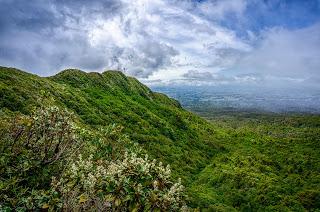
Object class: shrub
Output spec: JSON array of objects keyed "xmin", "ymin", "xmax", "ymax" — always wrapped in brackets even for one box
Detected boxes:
[
  {"xmin": 0, "ymin": 106, "xmax": 187, "ymax": 211},
  {"xmin": 0, "ymin": 106, "xmax": 79, "ymax": 209},
  {"xmin": 3, "ymin": 106, "xmax": 78, "ymax": 165},
  {"xmin": 51, "ymin": 152, "xmax": 187, "ymax": 211}
]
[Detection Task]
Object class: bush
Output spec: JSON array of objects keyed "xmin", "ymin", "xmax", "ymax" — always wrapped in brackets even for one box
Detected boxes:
[
  {"xmin": 0, "ymin": 106, "xmax": 187, "ymax": 211},
  {"xmin": 3, "ymin": 106, "xmax": 78, "ymax": 165},
  {"xmin": 0, "ymin": 106, "xmax": 79, "ymax": 209},
  {"xmin": 51, "ymin": 153, "xmax": 187, "ymax": 211}
]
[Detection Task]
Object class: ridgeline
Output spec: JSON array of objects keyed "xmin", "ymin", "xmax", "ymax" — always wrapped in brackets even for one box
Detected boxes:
[{"xmin": 1, "ymin": 66, "xmax": 319, "ymax": 211}]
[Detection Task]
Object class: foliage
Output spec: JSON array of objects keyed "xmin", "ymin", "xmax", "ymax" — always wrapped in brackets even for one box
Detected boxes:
[
  {"xmin": 0, "ymin": 106, "xmax": 80, "ymax": 210},
  {"xmin": 51, "ymin": 153, "xmax": 186, "ymax": 211},
  {"xmin": 1, "ymin": 66, "xmax": 319, "ymax": 211},
  {"xmin": 0, "ymin": 66, "xmax": 220, "ymax": 186},
  {"xmin": 187, "ymin": 109, "xmax": 320, "ymax": 211},
  {"xmin": 9, "ymin": 106, "xmax": 77, "ymax": 164},
  {"xmin": 0, "ymin": 105, "xmax": 186, "ymax": 211}
]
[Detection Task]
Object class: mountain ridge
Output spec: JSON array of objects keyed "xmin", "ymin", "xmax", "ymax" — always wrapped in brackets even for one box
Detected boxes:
[
  {"xmin": 50, "ymin": 68, "xmax": 181, "ymax": 107},
  {"xmin": 1, "ymin": 66, "xmax": 319, "ymax": 210},
  {"xmin": 0, "ymin": 66, "xmax": 220, "ymax": 187}
]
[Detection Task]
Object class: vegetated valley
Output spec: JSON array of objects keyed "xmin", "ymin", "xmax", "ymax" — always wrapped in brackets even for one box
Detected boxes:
[{"xmin": 0, "ymin": 66, "xmax": 319, "ymax": 211}]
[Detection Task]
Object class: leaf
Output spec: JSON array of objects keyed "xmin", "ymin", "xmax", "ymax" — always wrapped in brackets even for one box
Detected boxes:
[
  {"xmin": 105, "ymin": 194, "xmax": 114, "ymax": 201},
  {"xmin": 144, "ymin": 203, "xmax": 151, "ymax": 211},
  {"xmin": 42, "ymin": 203, "xmax": 49, "ymax": 209},
  {"xmin": 115, "ymin": 198, "xmax": 121, "ymax": 207},
  {"xmin": 131, "ymin": 207, "xmax": 139, "ymax": 212},
  {"xmin": 124, "ymin": 195, "xmax": 132, "ymax": 202},
  {"xmin": 79, "ymin": 194, "xmax": 88, "ymax": 203}
]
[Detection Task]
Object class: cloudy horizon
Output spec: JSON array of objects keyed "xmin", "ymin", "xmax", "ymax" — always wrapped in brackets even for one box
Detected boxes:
[{"xmin": 0, "ymin": 0, "xmax": 319, "ymax": 88}]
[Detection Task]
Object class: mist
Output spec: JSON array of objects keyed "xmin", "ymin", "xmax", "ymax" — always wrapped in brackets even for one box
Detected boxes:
[{"xmin": 152, "ymin": 84, "xmax": 320, "ymax": 113}]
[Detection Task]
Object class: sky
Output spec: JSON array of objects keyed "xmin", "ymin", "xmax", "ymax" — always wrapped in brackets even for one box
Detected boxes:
[{"xmin": 0, "ymin": 0, "xmax": 320, "ymax": 88}]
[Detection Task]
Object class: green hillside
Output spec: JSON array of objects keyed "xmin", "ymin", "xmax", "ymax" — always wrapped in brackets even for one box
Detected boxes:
[
  {"xmin": 188, "ymin": 110, "xmax": 320, "ymax": 211},
  {"xmin": 0, "ymin": 67, "xmax": 221, "ymax": 180},
  {"xmin": 1, "ymin": 66, "xmax": 319, "ymax": 211},
  {"xmin": 0, "ymin": 66, "xmax": 221, "ymax": 208}
]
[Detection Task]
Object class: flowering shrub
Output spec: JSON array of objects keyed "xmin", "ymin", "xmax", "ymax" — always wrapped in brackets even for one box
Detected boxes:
[
  {"xmin": 6, "ymin": 106, "xmax": 78, "ymax": 164},
  {"xmin": 0, "ymin": 106, "xmax": 187, "ymax": 211},
  {"xmin": 0, "ymin": 106, "xmax": 79, "ymax": 210},
  {"xmin": 51, "ymin": 152, "xmax": 187, "ymax": 211}
]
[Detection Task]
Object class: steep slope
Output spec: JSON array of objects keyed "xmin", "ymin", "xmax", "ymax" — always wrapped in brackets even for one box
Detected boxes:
[{"xmin": 0, "ymin": 66, "xmax": 222, "ymax": 205}]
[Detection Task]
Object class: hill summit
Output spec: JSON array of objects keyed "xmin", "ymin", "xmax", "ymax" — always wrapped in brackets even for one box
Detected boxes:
[{"xmin": 0, "ymin": 66, "xmax": 219, "ymax": 196}]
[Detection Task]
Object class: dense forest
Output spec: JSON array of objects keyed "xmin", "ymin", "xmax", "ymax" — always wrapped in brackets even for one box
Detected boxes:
[
  {"xmin": 187, "ymin": 109, "xmax": 320, "ymax": 211},
  {"xmin": 0, "ymin": 66, "xmax": 319, "ymax": 211}
]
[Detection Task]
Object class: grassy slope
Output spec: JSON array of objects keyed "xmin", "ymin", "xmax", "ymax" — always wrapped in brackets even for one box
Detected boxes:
[
  {"xmin": 1, "ymin": 66, "xmax": 319, "ymax": 211},
  {"xmin": 0, "ymin": 67, "xmax": 221, "ymax": 204}
]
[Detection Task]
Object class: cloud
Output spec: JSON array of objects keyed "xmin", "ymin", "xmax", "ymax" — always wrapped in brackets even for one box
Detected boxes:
[
  {"xmin": 183, "ymin": 70, "xmax": 215, "ymax": 80},
  {"xmin": 234, "ymin": 24, "xmax": 320, "ymax": 79},
  {"xmin": 180, "ymin": 23, "xmax": 320, "ymax": 88},
  {"xmin": 0, "ymin": 0, "xmax": 123, "ymax": 75},
  {"xmin": 197, "ymin": 0, "xmax": 247, "ymax": 20},
  {"xmin": 0, "ymin": 0, "xmax": 319, "ymax": 89},
  {"xmin": 0, "ymin": 0, "xmax": 251, "ymax": 77}
]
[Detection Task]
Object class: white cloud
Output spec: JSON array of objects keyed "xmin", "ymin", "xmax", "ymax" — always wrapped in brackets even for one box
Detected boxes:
[
  {"xmin": 0, "ymin": 0, "xmax": 252, "ymax": 78},
  {"xmin": 75, "ymin": 0, "xmax": 252, "ymax": 80},
  {"xmin": 0, "ymin": 0, "xmax": 319, "ymax": 89},
  {"xmin": 197, "ymin": 0, "xmax": 247, "ymax": 20},
  {"xmin": 234, "ymin": 24, "xmax": 320, "ymax": 79}
]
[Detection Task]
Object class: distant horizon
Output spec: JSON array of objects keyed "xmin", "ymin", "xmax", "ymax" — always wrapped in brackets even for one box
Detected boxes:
[
  {"xmin": 2, "ymin": 64, "xmax": 320, "ymax": 113},
  {"xmin": 152, "ymin": 84, "xmax": 320, "ymax": 113}
]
